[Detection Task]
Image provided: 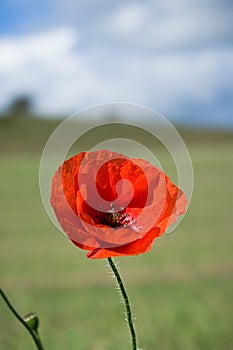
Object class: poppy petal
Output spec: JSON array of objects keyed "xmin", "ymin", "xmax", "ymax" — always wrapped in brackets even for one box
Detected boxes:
[
  {"xmin": 86, "ymin": 227, "xmax": 161, "ymax": 259},
  {"xmin": 50, "ymin": 150, "xmax": 188, "ymax": 258}
]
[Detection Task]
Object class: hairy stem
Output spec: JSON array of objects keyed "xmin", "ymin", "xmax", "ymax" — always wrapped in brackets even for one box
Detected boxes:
[
  {"xmin": 107, "ymin": 258, "xmax": 137, "ymax": 350},
  {"xmin": 0, "ymin": 288, "xmax": 45, "ymax": 350}
]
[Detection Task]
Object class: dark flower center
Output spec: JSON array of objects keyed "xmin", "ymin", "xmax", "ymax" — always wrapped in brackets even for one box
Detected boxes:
[
  {"xmin": 100, "ymin": 210, "xmax": 125, "ymax": 228},
  {"xmin": 96, "ymin": 204, "xmax": 141, "ymax": 232}
]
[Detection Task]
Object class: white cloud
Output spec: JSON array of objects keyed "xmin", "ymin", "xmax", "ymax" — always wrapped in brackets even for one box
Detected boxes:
[
  {"xmin": 0, "ymin": 28, "xmax": 78, "ymax": 73},
  {"xmin": 0, "ymin": 27, "xmax": 106, "ymax": 114},
  {"xmin": 104, "ymin": 0, "xmax": 233, "ymax": 51},
  {"xmin": 93, "ymin": 47, "xmax": 233, "ymax": 119},
  {"xmin": 0, "ymin": 24, "xmax": 232, "ymax": 122},
  {"xmin": 110, "ymin": 3, "xmax": 146, "ymax": 35}
]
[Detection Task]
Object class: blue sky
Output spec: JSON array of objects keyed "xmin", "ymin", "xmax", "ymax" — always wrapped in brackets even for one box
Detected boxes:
[{"xmin": 0, "ymin": 0, "xmax": 233, "ymax": 128}]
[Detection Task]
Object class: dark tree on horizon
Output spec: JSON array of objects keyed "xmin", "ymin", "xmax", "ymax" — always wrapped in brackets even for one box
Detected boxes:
[{"xmin": 5, "ymin": 95, "xmax": 34, "ymax": 119}]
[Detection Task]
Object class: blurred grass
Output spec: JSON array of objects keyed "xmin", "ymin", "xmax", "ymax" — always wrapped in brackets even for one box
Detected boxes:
[{"xmin": 0, "ymin": 117, "xmax": 233, "ymax": 350}]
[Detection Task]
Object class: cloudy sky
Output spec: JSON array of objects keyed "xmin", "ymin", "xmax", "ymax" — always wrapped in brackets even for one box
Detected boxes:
[{"xmin": 0, "ymin": 0, "xmax": 232, "ymax": 127}]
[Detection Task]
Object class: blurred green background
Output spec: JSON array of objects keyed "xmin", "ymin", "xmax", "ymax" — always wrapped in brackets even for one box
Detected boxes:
[
  {"xmin": 1, "ymin": 0, "xmax": 233, "ymax": 348},
  {"xmin": 0, "ymin": 114, "xmax": 232, "ymax": 350}
]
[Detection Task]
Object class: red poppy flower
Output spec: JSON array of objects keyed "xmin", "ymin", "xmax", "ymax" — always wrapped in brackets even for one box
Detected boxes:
[{"xmin": 50, "ymin": 150, "xmax": 187, "ymax": 259}]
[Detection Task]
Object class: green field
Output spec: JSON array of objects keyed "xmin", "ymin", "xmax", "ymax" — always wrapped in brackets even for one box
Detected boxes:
[{"xmin": 0, "ymin": 118, "xmax": 233, "ymax": 350}]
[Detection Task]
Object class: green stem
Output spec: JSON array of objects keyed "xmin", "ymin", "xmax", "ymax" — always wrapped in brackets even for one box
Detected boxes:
[
  {"xmin": 0, "ymin": 288, "xmax": 45, "ymax": 350},
  {"xmin": 107, "ymin": 258, "xmax": 137, "ymax": 350}
]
